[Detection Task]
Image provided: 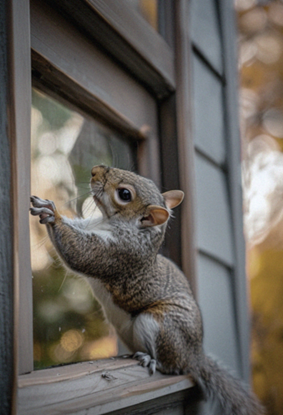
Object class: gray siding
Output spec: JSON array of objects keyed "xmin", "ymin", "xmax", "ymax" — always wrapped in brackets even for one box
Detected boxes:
[
  {"xmin": 191, "ymin": 0, "xmax": 223, "ymax": 73},
  {"xmin": 192, "ymin": 54, "xmax": 225, "ymax": 165},
  {"xmin": 197, "ymin": 254, "xmax": 239, "ymax": 374},
  {"xmin": 190, "ymin": 0, "xmax": 247, "ymax": 380},
  {"xmin": 195, "ymin": 156, "xmax": 234, "ymax": 266}
]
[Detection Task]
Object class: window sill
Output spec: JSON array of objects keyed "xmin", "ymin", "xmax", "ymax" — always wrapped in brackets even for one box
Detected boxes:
[{"xmin": 18, "ymin": 357, "xmax": 196, "ymax": 415}]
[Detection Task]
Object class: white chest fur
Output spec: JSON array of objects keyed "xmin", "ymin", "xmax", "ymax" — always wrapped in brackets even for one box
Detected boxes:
[
  {"xmin": 87, "ymin": 278, "xmax": 135, "ymax": 351},
  {"xmin": 63, "ymin": 216, "xmax": 116, "ymax": 243}
]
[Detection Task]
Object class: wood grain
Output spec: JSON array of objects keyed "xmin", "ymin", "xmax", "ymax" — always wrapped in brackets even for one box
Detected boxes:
[
  {"xmin": 18, "ymin": 357, "xmax": 195, "ymax": 415},
  {"xmin": 44, "ymin": 0, "xmax": 175, "ymax": 99},
  {"xmin": 31, "ymin": 0, "xmax": 161, "ymax": 184},
  {"xmin": 30, "ymin": 0, "xmax": 158, "ymax": 140}
]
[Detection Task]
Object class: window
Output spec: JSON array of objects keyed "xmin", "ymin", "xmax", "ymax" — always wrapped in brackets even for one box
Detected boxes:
[
  {"xmin": 15, "ymin": 0, "xmax": 198, "ymax": 413},
  {"xmin": 1, "ymin": 0, "xmax": 249, "ymax": 414},
  {"xmin": 31, "ymin": 88, "xmax": 138, "ymax": 369}
]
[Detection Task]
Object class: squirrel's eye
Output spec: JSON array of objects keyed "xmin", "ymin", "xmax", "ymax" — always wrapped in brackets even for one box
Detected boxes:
[{"xmin": 117, "ymin": 188, "xmax": 132, "ymax": 202}]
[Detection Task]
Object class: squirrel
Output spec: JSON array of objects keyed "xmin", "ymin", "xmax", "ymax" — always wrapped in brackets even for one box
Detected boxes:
[{"xmin": 30, "ymin": 165, "xmax": 263, "ymax": 415}]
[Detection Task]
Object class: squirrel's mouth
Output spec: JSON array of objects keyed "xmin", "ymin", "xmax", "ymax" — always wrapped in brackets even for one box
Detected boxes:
[
  {"xmin": 93, "ymin": 194, "xmax": 104, "ymax": 211},
  {"xmin": 91, "ymin": 180, "xmax": 110, "ymax": 218},
  {"xmin": 92, "ymin": 194, "xmax": 109, "ymax": 218},
  {"xmin": 93, "ymin": 194, "xmax": 102, "ymax": 205},
  {"xmin": 91, "ymin": 182, "xmax": 103, "ymax": 205}
]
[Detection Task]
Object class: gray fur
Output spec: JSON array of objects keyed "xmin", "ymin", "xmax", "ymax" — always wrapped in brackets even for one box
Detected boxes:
[{"xmin": 30, "ymin": 166, "xmax": 264, "ymax": 415}]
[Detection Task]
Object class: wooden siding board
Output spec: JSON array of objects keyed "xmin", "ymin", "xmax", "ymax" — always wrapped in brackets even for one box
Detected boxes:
[
  {"xmin": 105, "ymin": 389, "xmax": 199, "ymax": 415},
  {"xmin": 192, "ymin": 53, "xmax": 226, "ymax": 166},
  {"xmin": 194, "ymin": 154, "xmax": 234, "ymax": 266},
  {"xmin": 197, "ymin": 254, "xmax": 240, "ymax": 375},
  {"xmin": 190, "ymin": 0, "xmax": 223, "ymax": 74}
]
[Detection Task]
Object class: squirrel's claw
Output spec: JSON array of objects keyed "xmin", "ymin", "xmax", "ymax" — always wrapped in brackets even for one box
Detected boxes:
[
  {"xmin": 30, "ymin": 207, "xmax": 54, "ymax": 216},
  {"xmin": 30, "ymin": 196, "xmax": 56, "ymax": 225},
  {"xmin": 30, "ymin": 196, "xmax": 56, "ymax": 211},
  {"xmin": 133, "ymin": 351, "xmax": 156, "ymax": 375}
]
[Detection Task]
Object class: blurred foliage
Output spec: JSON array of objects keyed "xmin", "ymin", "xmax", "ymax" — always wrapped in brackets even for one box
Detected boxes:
[
  {"xmin": 32, "ymin": 89, "xmax": 71, "ymax": 132},
  {"xmin": 33, "ymin": 258, "xmax": 110, "ymax": 369},
  {"xmin": 31, "ymin": 88, "xmax": 136, "ymax": 369},
  {"xmin": 236, "ymin": 1, "xmax": 283, "ymax": 413}
]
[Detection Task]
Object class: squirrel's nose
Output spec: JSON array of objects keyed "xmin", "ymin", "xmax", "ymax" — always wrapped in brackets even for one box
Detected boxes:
[
  {"xmin": 91, "ymin": 165, "xmax": 108, "ymax": 177},
  {"xmin": 91, "ymin": 167, "xmax": 97, "ymax": 177}
]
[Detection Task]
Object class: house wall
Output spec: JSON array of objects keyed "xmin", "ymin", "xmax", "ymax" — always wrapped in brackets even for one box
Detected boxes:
[
  {"xmin": 0, "ymin": 1, "xmax": 249, "ymax": 414},
  {"xmin": 190, "ymin": 0, "xmax": 248, "ymax": 379}
]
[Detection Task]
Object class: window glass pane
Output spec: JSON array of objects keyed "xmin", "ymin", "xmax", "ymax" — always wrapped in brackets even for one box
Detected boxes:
[
  {"xmin": 128, "ymin": 0, "xmax": 158, "ymax": 31},
  {"xmin": 31, "ymin": 88, "xmax": 137, "ymax": 369}
]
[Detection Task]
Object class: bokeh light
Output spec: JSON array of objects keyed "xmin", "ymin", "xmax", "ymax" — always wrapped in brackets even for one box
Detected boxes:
[{"xmin": 236, "ymin": 0, "xmax": 283, "ymax": 413}]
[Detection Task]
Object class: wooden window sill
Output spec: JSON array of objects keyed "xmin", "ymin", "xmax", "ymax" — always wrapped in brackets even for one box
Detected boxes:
[{"xmin": 18, "ymin": 357, "xmax": 195, "ymax": 415}]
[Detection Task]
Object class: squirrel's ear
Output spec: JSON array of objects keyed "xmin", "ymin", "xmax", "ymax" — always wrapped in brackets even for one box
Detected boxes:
[
  {"xmin": 162, "ymin": 190, "xmax": 184, "ymax": 209},
  {"xmin": 141, "ymin": 205, "xmax": 169, "ymax": 227}
]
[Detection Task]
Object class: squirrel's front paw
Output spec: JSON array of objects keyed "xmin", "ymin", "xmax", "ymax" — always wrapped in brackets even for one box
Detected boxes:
[{"xmin": 30, "ymin": 196, "xmax": 57, "ymax": 224}]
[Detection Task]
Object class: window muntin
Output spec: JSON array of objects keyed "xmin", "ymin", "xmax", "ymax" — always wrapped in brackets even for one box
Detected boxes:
[{"xmin": 31, "ymin": 88, "xmax": 136, "ymax": 369}]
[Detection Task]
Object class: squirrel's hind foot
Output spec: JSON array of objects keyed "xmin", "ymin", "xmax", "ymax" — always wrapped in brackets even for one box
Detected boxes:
[{"xmin": 133, "ymin": 351, "xmax": 156, "ymax": 375}]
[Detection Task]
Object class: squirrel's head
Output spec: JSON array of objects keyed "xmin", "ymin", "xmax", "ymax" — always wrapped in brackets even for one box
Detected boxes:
[{"xmin": 90, "ymin": 165, "xmax": 184, "ymax": 229}]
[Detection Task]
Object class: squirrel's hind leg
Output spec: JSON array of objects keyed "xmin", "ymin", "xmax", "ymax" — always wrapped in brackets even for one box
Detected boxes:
[
  {"xmin": 133, "ymin": 351, "xmax": 156, "ymax": 375},
  {"xmin": 132, "ymin": 313, "xmax": 160, "ymax": 375}
]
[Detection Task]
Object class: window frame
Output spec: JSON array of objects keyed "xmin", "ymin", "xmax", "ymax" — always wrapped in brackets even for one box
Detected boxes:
[{"xmin": 9, "ymin": 0, "xmax": 199, "ymax": 413}]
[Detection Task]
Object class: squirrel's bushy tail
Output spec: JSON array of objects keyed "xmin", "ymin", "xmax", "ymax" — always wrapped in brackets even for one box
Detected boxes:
[{"xmin": 194, "ymin": 355, "xmax": 264, "ymax": 415}]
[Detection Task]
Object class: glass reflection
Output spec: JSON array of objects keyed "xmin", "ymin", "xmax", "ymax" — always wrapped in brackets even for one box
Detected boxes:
[{"xmin": 31, "ymin": 88, "xmax": 136, "ymax": 369}]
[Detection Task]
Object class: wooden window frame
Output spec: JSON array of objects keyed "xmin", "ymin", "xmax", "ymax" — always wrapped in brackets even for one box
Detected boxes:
[{"xmin": 6, "ymin": 0, "xmax": 199, "ymax": 413}]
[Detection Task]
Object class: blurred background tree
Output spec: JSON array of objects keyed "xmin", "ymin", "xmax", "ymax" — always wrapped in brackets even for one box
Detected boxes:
[{"xmin": 236, "ymin": 0, "xmax": 283, "ymax": 413}]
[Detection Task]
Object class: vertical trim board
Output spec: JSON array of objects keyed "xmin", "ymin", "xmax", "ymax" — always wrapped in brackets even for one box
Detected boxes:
[
  {"xmin": 174, "ymin": 0, "xmax": 198, "ymax": 294},
  {"xmin": 0, "ymin": 1, "xmax": 15, "ymax": 412},
  {"xmin": 219, "ymin": 0, "xmax": 250, "ymax": 382},
  {"xmin": 9, "ymin": 0, "xmax": 33, "ymax": 375}
]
